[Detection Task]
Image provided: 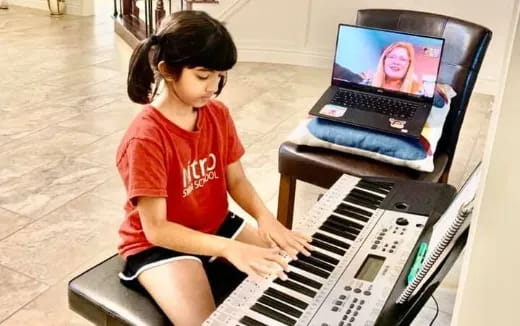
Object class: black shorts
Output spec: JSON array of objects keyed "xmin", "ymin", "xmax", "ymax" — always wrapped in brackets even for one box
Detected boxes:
[{"xmin": 118, "ymin": 212, "xmax": 247, "ymax": 304}]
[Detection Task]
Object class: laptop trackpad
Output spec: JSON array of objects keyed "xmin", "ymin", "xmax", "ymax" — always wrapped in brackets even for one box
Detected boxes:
[{"xmin": 319, "ymin": 104, "xmax": 347, "ymax": 117}]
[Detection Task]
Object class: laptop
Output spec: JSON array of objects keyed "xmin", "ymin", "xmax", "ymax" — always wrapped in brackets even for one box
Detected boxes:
[{"xmin": 309, "ymin": 24, "xmax": 445, "ymax": 138}]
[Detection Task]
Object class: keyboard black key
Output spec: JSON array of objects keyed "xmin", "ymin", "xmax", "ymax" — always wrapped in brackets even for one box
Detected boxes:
[
  {"xmin": 264, "ymin": 287, "xmax": 308, "ymax": 310},
  {"xmin": 319, "ymin": 223, "xmax": 357, "ymax": 241},
  {"xmin": 346, "ymin": 192, "xmax": 380, "ymax": 207},
  {"xmin": 350, "ymin": 187, "xmax": 383, "ymax": 199},
  {"xmin": 289, "ymin": 260, "xmax": 330, "ymax": 279},
  {"xmin": 250, "ymin": 303, "xmax": 297, "ymax": 326},
  {"xmin": 297, "ymin": 254, "xmax": 335, "ymax": 272},
  {"xmin": 357, "ymin": 180, "xmax": 392, "ymax": 194},
  {"xmin": 323, "ymin": 219, "xmax": 360, "ymax": 236},
  {"xmin": 334, "ymin": 208, "xmax": 371, "ymax": 223},
  {"xmin": 310, "ymin": 250, "xmax": 339, "ymax": 265},
  {"xmin": 286, "ymin": 271, "xmax": 322, "ymax": 290},
  {"xmin": 313, "ymin": 232, "xmax": 351, "ymax": 249},
  {"xmin": 350, "ymin": 188, "xmax": 385, "ymax": 202},
  {"xmin": 328, "ymin": 214, "xmax": 364, "ymax": 231},
  {"xmin": 257, "ymin": 295, "xmax": 303, "ymax": 318},
  {"xmin": 345, "ymin": 195, "xmax": 378, "ymax": 210},
  {"xmin": 240, "ymin": 315, "xmax": 268, "ymax": 326},
  {"xmin": 336, "ymin": 203, "xmax": 372, "ymax": 217},
  {"xmin": 273, "ymin": 278, "xmax": 317, "ymax": 298},
  {"xmin": 311, "ymin": 238, "xmax": 346, "ymax": 256},
  {"xmin": 335, "ymin": 208, "xmax": 370, "ymax": 223},
  {"xmin": 363, "ymin": 179, "xmax": 393, "ymax": 187}
]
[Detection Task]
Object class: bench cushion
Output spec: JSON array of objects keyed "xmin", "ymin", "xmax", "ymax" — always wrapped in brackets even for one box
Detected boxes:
[
  {"xmin": 68, "ymin": 254, "xmax": 167, "ymax": 325},
  {"xmin": 68, "ymin": 254, "xmax": 245, "ymax": 326}
]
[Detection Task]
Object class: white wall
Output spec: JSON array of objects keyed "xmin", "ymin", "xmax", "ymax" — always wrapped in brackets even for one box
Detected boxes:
[
  {"xmin": 13, "ymin": 0, "xmax": 515, "ymax": 94},
  {"xmin": 451, "ymin": 2, "xmax": 520, "ymax": 325},
  {"xmin": 196, "ymin": 0, "xmax": 518, "ymax": 95}
]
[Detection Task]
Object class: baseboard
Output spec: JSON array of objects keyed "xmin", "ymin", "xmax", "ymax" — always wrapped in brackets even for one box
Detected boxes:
[
  {"xmin": 10, "ymin": 0, "xmax": 48, "ymax": 12},
  {"xmin": 238, "ymin": 46, "xmax": 499, "ymax": 97}
]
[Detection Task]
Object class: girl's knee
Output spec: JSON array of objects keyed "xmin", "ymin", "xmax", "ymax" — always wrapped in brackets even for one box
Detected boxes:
[{"xmin": 136, "ymin": 258, "xmax": 215, "ymax": 323}]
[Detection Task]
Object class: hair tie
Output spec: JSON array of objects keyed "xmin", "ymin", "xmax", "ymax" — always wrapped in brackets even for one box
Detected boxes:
[{"xmin": 150, "ymin": 34, "xmax": 161, "ymax": 45}]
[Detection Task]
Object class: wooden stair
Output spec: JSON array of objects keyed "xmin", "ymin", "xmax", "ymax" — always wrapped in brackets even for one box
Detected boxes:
[{"xmin": 114, "ymin": 0, "xmax": 219, "ymax": 48}]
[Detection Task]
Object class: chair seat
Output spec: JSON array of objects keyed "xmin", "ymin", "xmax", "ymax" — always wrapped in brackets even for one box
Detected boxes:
[
  {"xmin": 68, "ymin": 254, "xmax": 167, "ymax": 326},
  {"xmin": 68, "ymin": 254, "xmax": 246, "ymax": 326},
  {"xmin": 279, "ymin": 141, "xmax": 448, "ymax": 189}
]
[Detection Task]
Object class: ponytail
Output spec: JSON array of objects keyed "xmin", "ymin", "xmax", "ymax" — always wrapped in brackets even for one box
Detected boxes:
[{"xmin": 127, "ymin": 38, "xmax": 156, "ymax": 104}]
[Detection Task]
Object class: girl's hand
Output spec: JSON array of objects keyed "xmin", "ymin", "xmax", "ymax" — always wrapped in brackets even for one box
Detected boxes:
[
  {"xmin": 222, "ymin": 241, "xmax": 289, "ymax": 282},
  {"xmin": 257, "ymin": 215, "xmax": 314, "ymax": 261}
]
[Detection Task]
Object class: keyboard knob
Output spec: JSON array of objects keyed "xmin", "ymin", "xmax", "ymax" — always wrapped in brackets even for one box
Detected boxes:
[{"xmin": 396, "ymin": 217, "xmax": 409, "ymax": 226}]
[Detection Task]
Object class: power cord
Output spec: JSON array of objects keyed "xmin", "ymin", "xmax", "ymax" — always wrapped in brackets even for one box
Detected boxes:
[{"xmin": 429, "ymin": 295, "xmax": 439, "ymax": 326}]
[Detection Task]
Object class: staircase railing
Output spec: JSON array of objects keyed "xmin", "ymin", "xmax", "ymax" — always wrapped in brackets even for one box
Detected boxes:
[{"xmin": 113, "ymin": 0, "xmax": 219, "ymax": 47}]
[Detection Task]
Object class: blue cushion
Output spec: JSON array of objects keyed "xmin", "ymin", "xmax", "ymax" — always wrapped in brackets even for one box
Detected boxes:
[{"xmin": 307, "ymin": 118, "xmax": 426, "ymax": 160}]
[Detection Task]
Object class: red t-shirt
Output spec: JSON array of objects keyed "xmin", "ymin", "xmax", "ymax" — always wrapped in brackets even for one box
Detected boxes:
[{"xmin": 116, "ymin": 100, "xmax": 245, "ymax": 259}]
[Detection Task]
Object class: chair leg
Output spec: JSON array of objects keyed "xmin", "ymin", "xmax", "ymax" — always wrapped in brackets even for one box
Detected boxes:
[
  {"xmin": 277, "ymin": 174, "xmax": 296, "ymax": 229},
  {"xmin": 439, "ymin": 169, "xmax": 449, "ymax": 183}
]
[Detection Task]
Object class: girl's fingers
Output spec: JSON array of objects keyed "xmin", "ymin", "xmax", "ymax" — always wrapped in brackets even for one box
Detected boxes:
[
  {"xmin": 253, "ymin": 259, "xmax": 288, "ymax": 281},
  {"xmin": 277, "ymin": 270, "xmax": 288, "ymax": 281},
  {"xmin": 269, "ymin": 236, "xmax": 297, "ymax": 259},
  {"xmin": 265, "ymin": 231, "xmax": 313, "ymax": 260},
  {"xmin": 292, "ymin": 231, "xmax": 313, "ymax": 243},
  {"xmin": 266, "ymin": 253, "xmax": 290, "ymax": 272},
  {"xmin": 266, "ymin": 234, "xmax": 278, "ymax": 248},
  {"xmin": 268, "ymin": 246, "xmax": 281, "ymax": 255},
  {"xmin": 281, "ymin": 247, "xmax": 298, "ymax": 260},
  {"xmin": 288, "ymin": 231, "xmax": 315, "ymax": 253},
  {"xmin": 302, "ymin": 240, "xmax": 315, "ymax": 252},
  {"xmin": 243, "ymin": 266, "xmax": 264, "ymax": 283},
  {"xmin": 293, "ymin": 234, "xmax": 315, "ymax": 251},
  {"xmin": 251, "ymin": 261, "xmax": 278, "ymax": 276},
  {"xmin": 288, "ymin": 238, "xmax": 311, "ymax": 257}
]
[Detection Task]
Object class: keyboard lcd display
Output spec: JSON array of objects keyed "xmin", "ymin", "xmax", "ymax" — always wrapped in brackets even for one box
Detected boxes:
[{"xmin": 354, "ymin": 254, "xmax": 385, "ymax": 282}]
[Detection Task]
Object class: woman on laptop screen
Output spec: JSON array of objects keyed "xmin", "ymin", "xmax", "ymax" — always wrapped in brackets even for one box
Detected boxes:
[
  {"xmin": 369, "ymin": 42, "xmax": 424, "ymax": 94},
  {"xmin": 332, "ymin": 25, "xmax": 444, "ymax": 98},
  {"xmin": 334, "ymin": 42, "xmax": 424, "ymax": 96}
]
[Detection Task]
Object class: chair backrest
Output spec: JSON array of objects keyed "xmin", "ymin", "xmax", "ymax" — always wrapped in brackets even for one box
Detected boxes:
[{"xmin": 356, "ymin": 9, "xmax": 492, "ymax": 173}]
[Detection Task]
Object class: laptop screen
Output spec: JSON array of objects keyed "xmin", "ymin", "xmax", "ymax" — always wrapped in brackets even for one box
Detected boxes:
[{"xmin": 332, "ymin": 24, "xmax": 444, "ymax": 99}]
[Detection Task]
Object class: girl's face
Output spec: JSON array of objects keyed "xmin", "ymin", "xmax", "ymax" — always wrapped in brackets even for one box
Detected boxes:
[
  {"xmin": 383, "ymin": 47, "xmax": 410, "ymax": 81},
  {"xmin": 172, "ymin": 67, "xmax": 226, "ymax": 107}
]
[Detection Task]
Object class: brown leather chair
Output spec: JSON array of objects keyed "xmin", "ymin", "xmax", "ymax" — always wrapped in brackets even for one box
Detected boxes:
[{"xmin": 277, "ymin": 9, "xmax": 492, "ymax": 228}]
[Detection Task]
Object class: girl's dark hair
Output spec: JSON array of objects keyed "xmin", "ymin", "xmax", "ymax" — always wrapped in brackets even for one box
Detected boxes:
[{"xmin": 127, "ymin": 11, "xmax": 237, "ymax": 104}]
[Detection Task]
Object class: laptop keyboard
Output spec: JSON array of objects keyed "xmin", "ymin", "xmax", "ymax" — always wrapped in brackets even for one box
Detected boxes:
[{"xmin": 330, "ymin": 89, "xmax": 420, "ymax": 119}]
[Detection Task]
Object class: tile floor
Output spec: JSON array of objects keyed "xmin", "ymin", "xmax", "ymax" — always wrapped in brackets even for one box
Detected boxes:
[{"xmin": 0, "ymin": 5, "xmax": 493, "ymax": 326}]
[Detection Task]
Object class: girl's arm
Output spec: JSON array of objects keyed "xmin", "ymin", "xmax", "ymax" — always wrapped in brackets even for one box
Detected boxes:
[
  {"xmin": 137, "ymin": 196, "xmax": 288, "ymax": 280},
  {"xmin": 225, "ymin": 160, "xmax": 313, "ymax": 259},
  {"xmin": 138, "ymin": 196, "xmax": 231, "ymax": 256},
  {"xmin": 225, "ymin": 160, "xmax": 273, "ymax": 222}
]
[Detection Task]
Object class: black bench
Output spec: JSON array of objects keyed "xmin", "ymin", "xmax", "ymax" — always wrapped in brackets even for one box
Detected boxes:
[{"xmin": 68, "ymin": 254, "xmax": 245, "ymax": 326}]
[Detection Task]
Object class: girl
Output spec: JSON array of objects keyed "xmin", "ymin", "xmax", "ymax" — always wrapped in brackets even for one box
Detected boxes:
[{"xmin": 116, "ymin": 10, "xmax": 313, "ymax": 326}]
